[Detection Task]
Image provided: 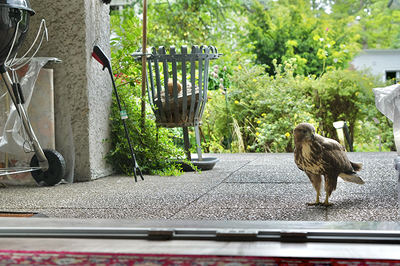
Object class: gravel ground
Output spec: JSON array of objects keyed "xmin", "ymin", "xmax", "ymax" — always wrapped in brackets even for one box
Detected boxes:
[{"xmin": 0, "ymin": 152, "xmax": 399, "ymax": 222}]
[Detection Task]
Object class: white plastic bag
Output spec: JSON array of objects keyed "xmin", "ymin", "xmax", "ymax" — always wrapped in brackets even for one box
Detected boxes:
[
  {"xmin": 0, "ymin": 57, "xmax": 58, "ymax": 156},
  {"xmin": 373, "ymin": 84, "xmax": 400, "ymax": 154},
  {"xmin": 0, "ymin": 57, "xmax": 58, "ymax": 185}
]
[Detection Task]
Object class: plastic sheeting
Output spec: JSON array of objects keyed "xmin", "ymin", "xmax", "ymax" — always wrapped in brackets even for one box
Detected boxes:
[
  {"xmin": 0, "ymin": 57, "xmax": 58, "ymax": 156},
  {"xmin": 373, "ymin": 84, "xmax": 400, "ymax": 155},
  {"xmin": 0, "ymin": 57, "xmax": 71, "ymax": 185},
  {"xmin": 373, "ymin": 84, "xmax": 400, "ymax": 204}
]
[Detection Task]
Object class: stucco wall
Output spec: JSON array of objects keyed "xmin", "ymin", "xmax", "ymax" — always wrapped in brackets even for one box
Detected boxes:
[{"xmin": 23, "ymin": 0, "xmax": 113, "ymax": 181}]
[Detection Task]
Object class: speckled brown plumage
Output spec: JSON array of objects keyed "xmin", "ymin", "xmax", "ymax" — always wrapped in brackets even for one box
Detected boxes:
[{"xmin": 293, "ymin": 123, "xmax": 364, "ymax": 206}]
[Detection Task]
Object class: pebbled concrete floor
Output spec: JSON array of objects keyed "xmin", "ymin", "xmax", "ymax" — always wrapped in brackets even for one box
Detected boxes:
[{"xmin": 0, "ymin": 152, "xmax": 399, "ymax": 221}]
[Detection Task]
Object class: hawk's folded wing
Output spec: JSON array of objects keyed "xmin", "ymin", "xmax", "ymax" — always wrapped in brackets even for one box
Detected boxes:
[{"xmin": 315, "ymin": 135, "xmax": 355, "ymax": 174}]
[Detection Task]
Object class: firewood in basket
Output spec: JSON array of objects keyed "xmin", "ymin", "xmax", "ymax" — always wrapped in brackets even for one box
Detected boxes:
[{"xmin": 168, "ymin": 80, "xmax": 182, "ymax": 95}]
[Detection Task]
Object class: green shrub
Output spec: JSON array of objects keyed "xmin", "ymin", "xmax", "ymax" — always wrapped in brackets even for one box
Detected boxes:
[
  {"xmin": 311, "ymin": 69, "xmax": 386, "ymax": 146},
  {"xmin": 106, "ymin": 77, "xmax": 186, "ymax": 176},
  {"xmin": 252, "ymin": 60, "xmax": 315, "ymax": 152},
  {"xmin": 203, "ymin": 58, "xmax": 314, "ymax": 153},
  {"xmin": 354, "ymin": 117, "xmax": 394, "ymax": 152},
  {"xmin": 202, "ymin": 60, "xmax": 394, "ymax": 153}
]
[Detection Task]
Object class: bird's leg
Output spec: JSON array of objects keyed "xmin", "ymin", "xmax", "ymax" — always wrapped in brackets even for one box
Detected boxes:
[
  {"xmin": 323, "ymin": 193, "xmax": 332, "ymax": 206},
  {"xmin": 307, "ymin": 190, "xmax": 320, "ymax": 206},
  {"xmin": 306, "ymin": 173, "xmax": 322, "ymax": 206},
  {"xmin": 322, "ymin": 174, "xmax": 337, "ymax": 207}
]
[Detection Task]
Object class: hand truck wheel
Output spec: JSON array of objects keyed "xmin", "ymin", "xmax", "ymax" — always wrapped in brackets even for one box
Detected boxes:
[{"xmin": 30, "ymin": 149, "xmax": 66, "ymax": 186}]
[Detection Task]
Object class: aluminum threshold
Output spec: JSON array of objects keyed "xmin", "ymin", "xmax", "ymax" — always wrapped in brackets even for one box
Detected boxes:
[
  {"xmin": 0, "ymin": 218, "xmax": 400, "ymax": 241},
  {"xmin": 0, "ymin": 218, "xmax": 400, "ymax": 260}
]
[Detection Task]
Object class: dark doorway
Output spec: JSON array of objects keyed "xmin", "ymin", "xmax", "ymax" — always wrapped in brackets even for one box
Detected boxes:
[{"xmin": 386, "ymin": 71, "xmax": 398, "ymax": 84}]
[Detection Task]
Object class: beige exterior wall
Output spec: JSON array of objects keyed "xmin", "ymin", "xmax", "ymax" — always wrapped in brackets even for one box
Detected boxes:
[{"xmin": 23, "ymin": 0, "xmax": 113, "ymax": 181}]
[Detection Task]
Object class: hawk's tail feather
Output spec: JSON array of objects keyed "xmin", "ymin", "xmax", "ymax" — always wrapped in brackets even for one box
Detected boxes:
[
  {"xmin": 351, "ymin": 161, "xmax": 363, "ymax": 172},
  {"xmin": 339, "ymin": 173, "xmax": 365, "ymax": 184}
]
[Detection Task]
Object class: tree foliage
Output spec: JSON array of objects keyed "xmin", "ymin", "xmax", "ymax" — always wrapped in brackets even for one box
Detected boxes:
[
  {"xmin": 147, "ymin": 0, "xmax": 242, "ymax": 47},
  {"xmin": 246, "ymin": 0, "xmax": 362, "ymax": 76},
  {"xmin": 330, "ymin": 0, "xmax": 400, "ymax": 49}
]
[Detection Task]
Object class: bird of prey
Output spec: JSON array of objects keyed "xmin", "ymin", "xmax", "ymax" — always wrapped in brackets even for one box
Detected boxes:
[{"xmin": 293, "ymin": 123, "xmax": 364, "ymax": 206}]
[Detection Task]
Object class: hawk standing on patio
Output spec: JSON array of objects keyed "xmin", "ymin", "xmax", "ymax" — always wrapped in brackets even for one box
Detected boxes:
[{"xmin": 293, "ymin": 123, "xmax": 364, "ymax": 206}]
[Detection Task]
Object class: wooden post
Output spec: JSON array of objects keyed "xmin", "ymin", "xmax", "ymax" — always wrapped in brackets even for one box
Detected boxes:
[{"xmin": 141, "ymin": 0, "xmax": 147, "ymax": 128}]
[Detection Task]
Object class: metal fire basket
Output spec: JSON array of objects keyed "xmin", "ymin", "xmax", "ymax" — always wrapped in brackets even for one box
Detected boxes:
[{"xmin": 134, "ymin": 45, "xmax": 220, "ymax": 170}]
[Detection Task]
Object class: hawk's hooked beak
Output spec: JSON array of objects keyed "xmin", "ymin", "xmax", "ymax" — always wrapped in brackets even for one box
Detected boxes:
[{"xmin": 305, "ymin": 131, "xmax": 314, "ymax": 141}]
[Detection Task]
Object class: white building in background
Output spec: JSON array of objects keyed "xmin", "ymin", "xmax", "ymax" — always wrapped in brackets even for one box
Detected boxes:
[
  {"xmin": 110, "ymin": 0, "xmax": 134, "ymax": 11},
  {"xmin": 351, "ymin": 49, "xmax": 400, "ymax": 83}
]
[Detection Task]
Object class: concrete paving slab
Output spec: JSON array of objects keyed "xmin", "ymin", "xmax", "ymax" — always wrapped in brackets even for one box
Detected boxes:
[
  {"xmin": 172, "ymin": 207, "xmax": 285, "ymax": 220},
  {"xmin": 44, "ymin": 208, "xmax": 174, "ymax": 219},
  {"xmin": 0, "ymin": 183, "xmax": 211, "ymax": 210},
  {"xmin": 172, "ymin": 205, "xmax": 330, "ymax": 221},
  {"xmin": 225, "ymin": 166, "xmax": 305, "ymax": 183},
  {"xmin": 245, "ymin": 153, "xmax": 296, "ymax": 166},
  {"xmin": 25, "ymin": 208, "xmax": 164, "ymax": 219},
  {"xmin": 0, "ymin": 152, "xmax": 399, "ymax": 222},
  {"xmin": 200, "ymin": 182, "xmax": 313, "ymax": 196},
  {"xmin": 335, "ymin": 180, "xmax": 397, "ymax": 195},
  {"xmin": 327, "ymin": 207, "xmax": 400, "ymax": 222}
]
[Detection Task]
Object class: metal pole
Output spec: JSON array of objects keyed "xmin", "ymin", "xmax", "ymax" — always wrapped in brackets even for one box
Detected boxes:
[
  {"xmin": 194, "ymin": 125, "xmax": 202, "ymax": 161},
  {"xmin": 141, "ymin": 0, "xmax": 147, "ymax": 128},
  {"xmin": 4, "ymin": 88, "xmax": 9, "ymax": 168},
  {"xmin": 183, "ymin": 127, "xmax": 191, "ymax": 161},
  {"xmin": 108, "ymin": 67, "xmax": 143, "ymax": 182},
  {"xmin": 0, "ymin": 71, "xmax": 48, "ymax": 170}
]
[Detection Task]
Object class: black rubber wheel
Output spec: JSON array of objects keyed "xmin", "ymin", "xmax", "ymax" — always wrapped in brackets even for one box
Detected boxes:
[{"xmin": 30, "ymin": 149, "xmax": 66, "ymax": 186}]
